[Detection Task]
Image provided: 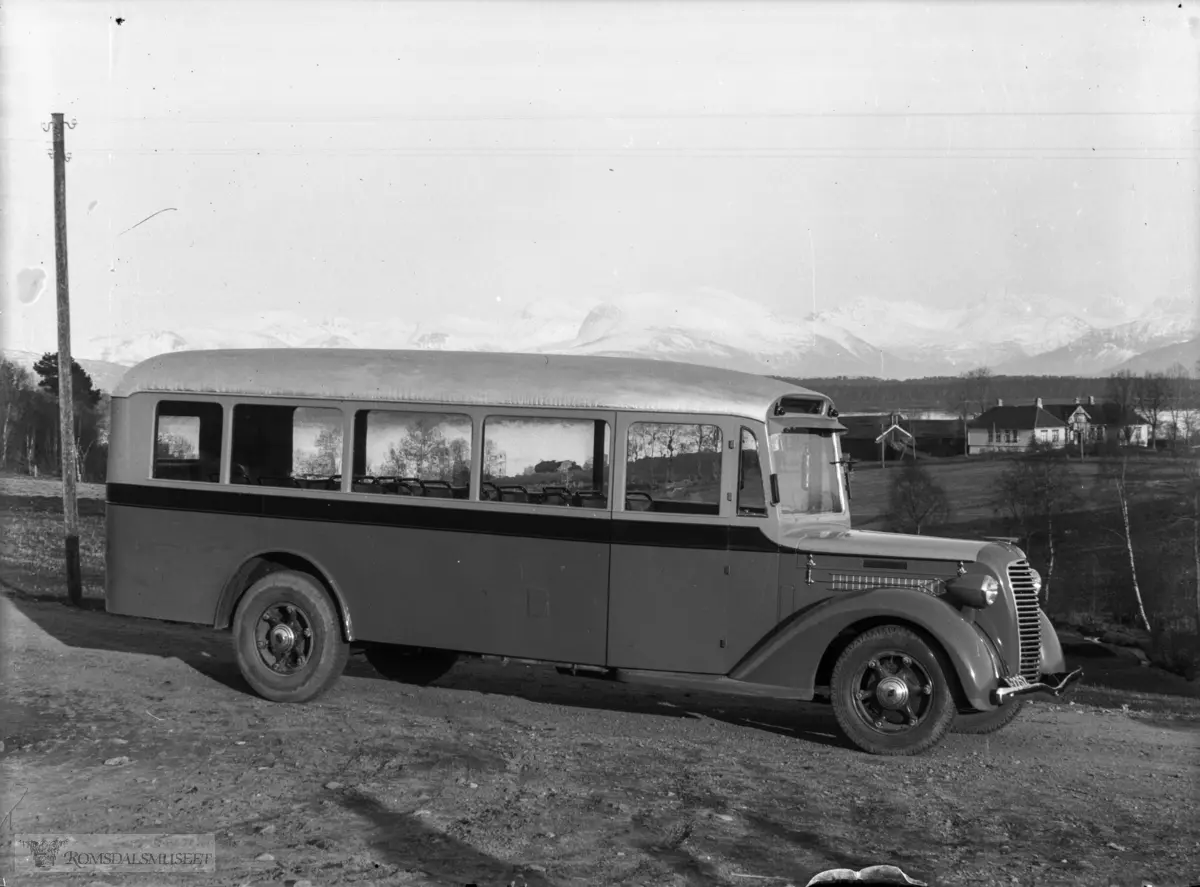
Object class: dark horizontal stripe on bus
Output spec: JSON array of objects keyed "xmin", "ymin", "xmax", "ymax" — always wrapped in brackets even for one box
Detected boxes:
[{"xmin": 105, "ymin": 483, "xmax": 784, "ymax": 553}]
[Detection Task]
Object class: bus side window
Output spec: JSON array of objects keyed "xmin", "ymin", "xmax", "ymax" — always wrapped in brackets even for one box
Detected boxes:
[
  {"xmin": 154, "ymin": 400, "xmax": 223, "ymax": 483},
  {"xmin": 351, "ymin": 409, "xmax": 473, "ymax": 498},
  {"xmin": 232, "ymin": 404, "xmax": 344, "ymax": 488},
  {"xmin": 625, "ymin": 422, "xmax": 722, "ymax": 516},
  {"xmin": 480, "ymin": 416, "xmax": 610, "ymax": 508},
  {"xmin": 738, "ymin": 427, "xmax": 767, "ymax": 517}
]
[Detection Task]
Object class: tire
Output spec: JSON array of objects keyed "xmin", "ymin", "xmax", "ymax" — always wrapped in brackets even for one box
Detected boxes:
[
  {"xmin": 952, "ymin": 700, "xmax": 1025, "ymax": 735},
  {"xmin": 232, "ymin": 570, "xmax": 349, "ymax": 703},
  {"xmin": 364, "ymin": 643, "xmax": 458, "ymax": 686},
  {"xmin": 830, "ymin": 624, "xmax": 957, "ymax": 756}
]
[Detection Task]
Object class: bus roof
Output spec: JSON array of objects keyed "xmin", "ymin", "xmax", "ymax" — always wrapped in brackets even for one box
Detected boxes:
[{"xmin": 111, "ymin": 348, "xmax": 831, "ymax": 418}]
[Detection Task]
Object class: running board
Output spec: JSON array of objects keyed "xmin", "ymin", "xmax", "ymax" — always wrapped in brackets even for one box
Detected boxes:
[{"xmin": 611, "ymin": 668, "xmax": 814, "ymax": 701}]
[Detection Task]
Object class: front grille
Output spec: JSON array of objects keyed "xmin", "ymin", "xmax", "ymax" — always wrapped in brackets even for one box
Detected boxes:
[{"xmin": 1006, "ymin": 560, "xmax": 1042, "ymax": 680}]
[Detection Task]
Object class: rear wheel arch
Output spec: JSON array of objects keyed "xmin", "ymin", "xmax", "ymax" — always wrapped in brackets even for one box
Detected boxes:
[{"xmin": 213, "ymin": 552, "xmax": 353, "ymax": 643}]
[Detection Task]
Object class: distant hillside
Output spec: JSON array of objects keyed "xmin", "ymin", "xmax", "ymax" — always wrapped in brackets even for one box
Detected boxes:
[
  {"xmin": 1111, "ymin": 337, "xmax": 1199, "ymax": 374},
  {"xmin": 2, "ymin": 349, "xmax": 131, "ymax": 394}
]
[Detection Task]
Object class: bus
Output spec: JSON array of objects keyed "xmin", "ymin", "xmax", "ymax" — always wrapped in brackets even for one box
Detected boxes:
[{"xmin": 105, "ymin": 348, "xmax": 1081, "ymax": 756}]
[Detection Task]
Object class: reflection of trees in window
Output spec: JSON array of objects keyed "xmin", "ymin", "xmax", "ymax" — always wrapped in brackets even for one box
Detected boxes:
[
  {"xmin": 482, "ymin": 439, "xmax": 507, "ymax": 480},
  {"xmin": 626, "ymin": 422, "xmax": 722, "ymax": 502},
  {"xmin": 156, "ymin": 431, "xmax": 197, "ymax": 460},
  {"xmin": 480, "ymin": 416, "xmax": 610, "ymax": 504},
  {"xmin": 154, "ymin": 402, "xmax": 223, "ymax": 483},
  {"xmin": 294, "ymin": 415, "xmax": 343, "ymax": 477},
  {"xmin": 363, "ymin": 412, "xmax": 471, "ymax": 484}
]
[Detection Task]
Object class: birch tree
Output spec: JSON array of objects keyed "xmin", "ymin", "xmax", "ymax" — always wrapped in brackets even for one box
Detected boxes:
[{"xmin": 1099, "ymin": 454, "xmax": 1152, "ymax": 631}]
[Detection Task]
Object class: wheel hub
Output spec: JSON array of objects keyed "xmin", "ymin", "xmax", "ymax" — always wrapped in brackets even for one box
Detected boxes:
[
  {"xmin": 269, "ymin": 623, "xmax": 296, "ymax": 655},
  {"xmin": 256, "ymin": 603, "xmax": 313, "ymax": 675},
  {"xmin": 875, "ymin": 675, "xmax": 910, "ymax": 710}
]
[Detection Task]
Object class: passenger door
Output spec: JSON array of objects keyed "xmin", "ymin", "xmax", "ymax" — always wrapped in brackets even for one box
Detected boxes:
[
  {"xmin": 723, "ymin": 424, "xmax": 784, "ymax": 669},
  {"xmin": 606, "ymin": 414, "xmax": 732, "ymax": 674}
]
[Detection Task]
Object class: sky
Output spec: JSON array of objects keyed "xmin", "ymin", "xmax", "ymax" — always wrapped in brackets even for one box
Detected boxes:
[{"xmin": 2, "ymin": 0, "xmax": 1197, "ymax": 358}]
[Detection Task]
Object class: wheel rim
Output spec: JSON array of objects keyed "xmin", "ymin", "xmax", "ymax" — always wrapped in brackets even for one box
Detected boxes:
[
  {"xmin": 254, "ymin": 602, "xmax": 315, "ymax": 675},
  {"xmin": 850, "ymin": 651, "xmax": 935, "ymax": 734}
]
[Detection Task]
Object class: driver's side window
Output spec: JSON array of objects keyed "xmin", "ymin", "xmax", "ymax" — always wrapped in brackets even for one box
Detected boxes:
[
  {"xmin": 623, "ymin": 421, "xmax": 723, "ymax": 516},
  {"xmin": 737, "ymin": 427, "xmax": 768, "ymax": 517}
]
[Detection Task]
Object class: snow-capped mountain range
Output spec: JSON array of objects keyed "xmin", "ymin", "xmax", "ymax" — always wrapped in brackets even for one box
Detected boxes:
[{"xmin": 50, "ymin": 289, "xmax": 1200, "ymax": 381}]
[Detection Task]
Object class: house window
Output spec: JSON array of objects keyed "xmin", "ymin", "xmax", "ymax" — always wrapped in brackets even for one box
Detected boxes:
[
  {"xmin": 987, "ymin": 428, "xmax": 994, "ymax": 444},
  {"xmin": 1052, "ymin": 429, "xmax": 1059, "ymax": 443}
]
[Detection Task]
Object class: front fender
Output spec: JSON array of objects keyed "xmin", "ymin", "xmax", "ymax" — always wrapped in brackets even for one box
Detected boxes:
[
  {"xmin": 1038, "ymin": 609, "xmax": 1067, "ymax": 674},
  {"xmin": 729, "ymin": 587, "xmax": 1001, "ymax": 711}
]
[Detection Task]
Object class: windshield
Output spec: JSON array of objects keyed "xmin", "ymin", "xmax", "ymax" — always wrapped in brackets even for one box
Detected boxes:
[{"xmin": 769, "ymin": 427, "xmax": 845, "ymax": 517}]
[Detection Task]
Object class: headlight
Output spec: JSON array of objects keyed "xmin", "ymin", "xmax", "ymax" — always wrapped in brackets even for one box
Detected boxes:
[
  {"xmin": 1029, "ymin": 569, "xmax": 1043, "ymax": 594},
  {"xmin": 945, "ymin": 573, "xmax": 1001, "ymax": 609},
  {"xmin": 981, "ymin": 575, "xmax": 1001, "ymax": 606}
]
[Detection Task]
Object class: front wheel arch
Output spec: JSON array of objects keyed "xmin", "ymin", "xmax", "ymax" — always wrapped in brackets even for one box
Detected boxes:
[
  {"xmin": 814, "ymin": 617, "xmax": 971, "ymax": 710},
  {"xmin": 213, "ymin": 551, "xmax": 354, "ymax": 643}
]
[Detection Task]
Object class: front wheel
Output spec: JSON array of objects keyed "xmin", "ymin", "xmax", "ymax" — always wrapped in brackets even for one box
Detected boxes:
[
  {"xmin": 952, "ymin": 700, "xmax": 1025, "ymax": 735},
  {"xmin": 232, "ymin": 570, "xmax": 349, "ymax": 703},
  {"xmin": 830, "ymin": 625, "xmax": 957, "ymax": 756}
]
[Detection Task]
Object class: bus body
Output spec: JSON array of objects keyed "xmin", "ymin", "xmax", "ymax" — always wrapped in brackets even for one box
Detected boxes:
[{"xmin": 106, "ymin": 348, "xmax": 1080, "ymax": 755}]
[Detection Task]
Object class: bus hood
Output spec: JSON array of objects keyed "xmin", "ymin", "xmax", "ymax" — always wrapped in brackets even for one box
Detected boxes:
[{"xmin": 777, "ymin": 525, "xmax": 993, "ymax": 563}]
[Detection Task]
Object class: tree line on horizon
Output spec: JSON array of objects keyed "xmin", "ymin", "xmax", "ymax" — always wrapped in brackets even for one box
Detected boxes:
[{"xmin": 782, "ymin": 361, "xmax": 1200, "ymax": 426}]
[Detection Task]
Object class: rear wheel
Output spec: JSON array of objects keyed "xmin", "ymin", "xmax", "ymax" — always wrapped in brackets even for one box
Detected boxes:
[
  {"xmin": 952, "ymin": 700, "xmax": 1025, "ymax": 734},
  {"xmin": 232, "ymin": 570, "xmax": 349, "ymax": 703},
  {"xmin": 830, "ymin": 625, "xmax": 957, "ymax": 756},
  {"xmin": 364, "ymin": 643, "xmax": 458, "ymax": 685}
]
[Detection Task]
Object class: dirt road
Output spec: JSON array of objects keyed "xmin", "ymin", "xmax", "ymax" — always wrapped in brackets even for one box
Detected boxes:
[{"xmin": 2, "ymin": 591, "xmax": 1198, "ymax": 887}]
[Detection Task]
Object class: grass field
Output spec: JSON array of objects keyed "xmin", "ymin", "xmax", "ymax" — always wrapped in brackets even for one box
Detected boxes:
[
  {"xmin": 846, "ymin": 450, "xmax": 1193, "ymax": 529},
  {"xmin": 0, "ymin": 476, "xmax": 107, "ymax": 600}
]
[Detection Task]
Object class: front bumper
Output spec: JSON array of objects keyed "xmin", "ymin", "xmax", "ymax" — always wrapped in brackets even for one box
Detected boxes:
[{"xmin": 991, "ymin": 667, "xmax": 1084, "ymax": 704}]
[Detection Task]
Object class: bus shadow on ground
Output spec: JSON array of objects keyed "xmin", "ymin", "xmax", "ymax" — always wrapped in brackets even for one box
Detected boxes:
[
  {"xmin": 426, "ymin": 657, "xmax": 853, "ymax": 751},
  {"xmin": 4, "ymin": 590, "xmax": 853, "ymax": 751}
]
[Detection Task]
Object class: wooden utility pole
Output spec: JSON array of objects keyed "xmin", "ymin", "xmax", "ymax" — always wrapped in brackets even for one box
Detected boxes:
[{"xmin": 50, "ymin": 112, "xmax": 83, "ymax": 606}]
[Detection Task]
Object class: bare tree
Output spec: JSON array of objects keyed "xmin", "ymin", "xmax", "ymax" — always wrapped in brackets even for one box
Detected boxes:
[
  {"xmin": 992, "ymin": 443, "xmax": 1081, "ymax": 603},
  {"xmin": 1135, "ymin": 371, "xmax": 1170, "ymax": 447},
  {"xmin": 887, "ymin": 460, "xmax": 951, "ymax": 535},
  {"xmin": 0, "ymin": 358, "xmax": 33, "ymax": 468},
  {"xmin": 1098, "ymin": 453, "xmax": 1151, "ymax": 631},
  {"xmin": 956, "ymin": 366, "xmax": 994, "ymax": 417},
  {"xmin": 1107, "ymin": 370, "xmax": 1140, "ymax": 445}
]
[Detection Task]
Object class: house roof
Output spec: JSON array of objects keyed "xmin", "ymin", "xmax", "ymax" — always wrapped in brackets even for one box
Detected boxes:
[
  {"xmin": 1033, "ymin": 401, "xmax": 1146, "ymax": 427},
  {"xmin": 839, "ymin": 415, "xmax": 963, "ymax": 440},
  {"xmin": 967, "ymin": 405, "xmax": 1068, "ymax": 430},
  {"xmin": 1039, "ymin": 403, "xmax": 1087, "ymax": 423},
  {"xmin": 111, "ymin": 348, "xmax": 836, "ymax": 421}
]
